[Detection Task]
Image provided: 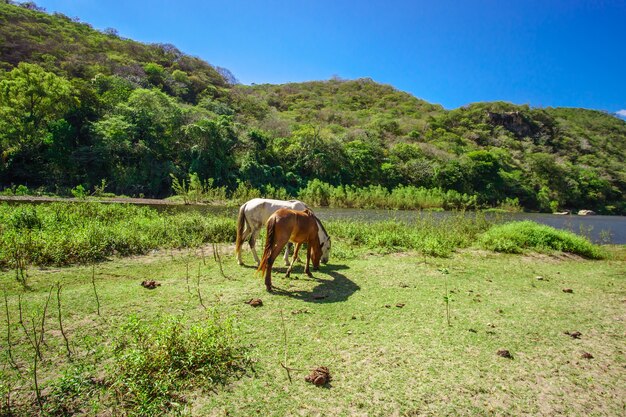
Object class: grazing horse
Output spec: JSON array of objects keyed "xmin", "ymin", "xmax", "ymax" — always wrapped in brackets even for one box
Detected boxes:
[
  {"xmin": 235, "ymin": 198, "xmax": 330, "ymax": 266},
  {"xmin": 257, "ymin": 208, "xmax": 325, "ymax": 292}
]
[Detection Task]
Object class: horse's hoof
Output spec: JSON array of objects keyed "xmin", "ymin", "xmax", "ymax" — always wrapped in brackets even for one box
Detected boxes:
[
  {"xmin": 266, "ymin": 287, "xmax": 273, "ymax": 293},
  {"xmin": 306, "ymin": 272, "xmax": 313, "ymax": 278}
]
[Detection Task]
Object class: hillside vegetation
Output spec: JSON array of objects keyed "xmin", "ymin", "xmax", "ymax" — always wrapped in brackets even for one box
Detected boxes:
[{"xmin": 1, "ymin": 2, "xmax": 625, "ymax": 213}]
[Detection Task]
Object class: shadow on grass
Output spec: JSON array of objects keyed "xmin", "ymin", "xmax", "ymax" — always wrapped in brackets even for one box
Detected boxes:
[{"xmin": 271, "ymin": 264, "xmax": 359, "ymax": 303}]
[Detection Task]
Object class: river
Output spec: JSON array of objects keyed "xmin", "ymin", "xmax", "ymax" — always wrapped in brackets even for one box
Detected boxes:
[
  {"xmin": 4, "ymin": 197, "xmax": 625, "ymax": 244},
  {"xmin": 169, "ymin": 205, "xmax": 626, "ymax": 245}
]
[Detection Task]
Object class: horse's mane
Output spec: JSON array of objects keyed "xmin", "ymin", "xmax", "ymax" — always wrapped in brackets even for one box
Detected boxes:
[{"xmin": 312, "ymin": 214, "xmax": 329, "ymax": 240}]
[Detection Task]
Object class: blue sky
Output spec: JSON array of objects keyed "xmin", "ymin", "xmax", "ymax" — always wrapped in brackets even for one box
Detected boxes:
[{"xmin": 31, "ymin": 0, "xmax": 626, "ymax": 114}]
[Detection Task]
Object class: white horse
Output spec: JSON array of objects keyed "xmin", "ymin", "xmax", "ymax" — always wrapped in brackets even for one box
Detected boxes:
[{"xmin": 235, "ymin": 198, "xmax": 331, "ymax": 266}]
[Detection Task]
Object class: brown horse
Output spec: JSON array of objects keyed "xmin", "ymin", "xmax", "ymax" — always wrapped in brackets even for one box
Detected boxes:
[{"xmin": 257, "ymin": 208, "xmax": 323, "ymax": 292}]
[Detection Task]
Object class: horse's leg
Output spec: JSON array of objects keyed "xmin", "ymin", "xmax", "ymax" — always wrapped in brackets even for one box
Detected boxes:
[
  {"xmin": 249, "ymin": 227, "xmax": 261, "ymax": 266},
  {"xmin": 283, "ymin": 242, "xmax": 291, "ymax": 266},
  {"xmin": 265, "ymin": 238, "xmax": 287, "ymax": 292},
  {"xmin": 238, "ymin": 225, "xmax": 251, "ymax": 265},
  {"xmin": 304, "ymin": 244, "xmax": 313, "ymax": 277},
  {"xmin": 286, "ymin": 243, "xmax": 302, "ymax": 278}
]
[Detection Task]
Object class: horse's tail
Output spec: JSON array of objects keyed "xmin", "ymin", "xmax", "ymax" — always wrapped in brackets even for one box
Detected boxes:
[
  {"xmin": 257, "ymin": 216, "xmax": 276, "ymax": 275},
  {"xmin": 235, "ymin": 203, "xmax": 247, "ymax": 257}
]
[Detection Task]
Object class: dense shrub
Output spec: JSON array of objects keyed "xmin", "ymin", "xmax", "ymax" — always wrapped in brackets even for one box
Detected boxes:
[{"xmin": 479, "ymin": 221, "xmax": 606, "ymax": 259}]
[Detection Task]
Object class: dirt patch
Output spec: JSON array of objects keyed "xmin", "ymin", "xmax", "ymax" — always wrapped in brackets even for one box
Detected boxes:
[
  {"xmin": 520, "ymin": 251, "xmax": 585, "ymax": 264},
  {"xmin": 581, "ymin": 352, "xmax": 594, "ymax": 359},
  {"xmin": 305, "ymin": 366, "xmax": 332, "ymax": 386}
]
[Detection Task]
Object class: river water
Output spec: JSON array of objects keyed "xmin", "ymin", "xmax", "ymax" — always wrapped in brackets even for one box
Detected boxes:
[
  {"xmin": 173, "ymin": 205, "xmax": 626, "ymax": 245},
  {"xmin": 5, "ymin": 198, "xmax": 626, "ymax": 245},
  {"xmin": 313, "ymin": 208, "xmax": 626, "ymax": 245}
]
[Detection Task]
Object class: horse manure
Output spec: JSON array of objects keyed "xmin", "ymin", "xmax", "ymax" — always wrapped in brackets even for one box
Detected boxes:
[
  {"xmin": 496, "ymin": 349, "xmax": 513, "ymax": 359},
  {"xmin": 562, "ymin": 288, "xmax": 574, "ymax": 293},
  {"xmin": 468, "ymin": 328, "xmax": 478, "ymax": 333},
  {"xmin": 396, "ymin": 303, "xmax": 405, "ymax": 308},
  {"xmin": 141, "ymin": 280, "xmax": 160, "ymax": 289},
  {"xmin": 565, "ymin": 331, "xmax": 582, "ymax": 339},
  {"xmin": 245, "ymin": 298, "xmax": 263, "ymax": 307},
  {"xmin": 305, "ymin": 366, "xmax": 332, "ymax": 386},
  {"xmin": 581, "ymin": 352, "xmax": 594, "ymax": 359},
  {"xmin": 291, "ymin": 309, "xmax": 309, "ymax": 315},
  {"xmin": 384, "ymin": 304, "xmax": 391, "ymax": 308}
]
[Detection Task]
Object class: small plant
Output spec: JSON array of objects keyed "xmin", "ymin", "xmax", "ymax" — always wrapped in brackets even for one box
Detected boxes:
[
  {"xmin": 70, "ymin": 185, "xmax": 87, "ymax": 199},
  {"xmin": 92, "ymin": 179, "xmax": 111, "ymax": 197},
  {"xmin": 170, "ymin": 173, "xmax": 191, "ymax": 204},
  {"xmin": 110, "ymin": 313, "xmax": 249, "ymax": 415},
  {"xmin": 44, "ymin": 364, "xmax": 99, "ymax": 416}
]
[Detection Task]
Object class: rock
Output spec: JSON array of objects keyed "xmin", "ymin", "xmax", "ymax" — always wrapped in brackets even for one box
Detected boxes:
[
  {"xmin": 562, "ymin": 288, "xmax": 574, "ymax": 294},
  {"xmin": 577, "ymin": 210, "xmax": 596, "ymax": 216},
  {"xmin": 486, "ymin": 111, "xmax": 540, "ymax": 138}
]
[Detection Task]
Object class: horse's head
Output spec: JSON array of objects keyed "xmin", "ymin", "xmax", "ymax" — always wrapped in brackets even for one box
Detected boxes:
[
  {"xmin": 319, "ymin": 235, "xmax": 331, "ymax": 265},
  {"xmin": 313, "ymin": 217, "xmax": 331, "ymax": 266}
]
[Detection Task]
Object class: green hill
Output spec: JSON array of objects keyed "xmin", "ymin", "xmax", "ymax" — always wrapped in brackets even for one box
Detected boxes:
[{"xmin": 1, "ymin": 1, "xmax": 624, "ymax": 213}]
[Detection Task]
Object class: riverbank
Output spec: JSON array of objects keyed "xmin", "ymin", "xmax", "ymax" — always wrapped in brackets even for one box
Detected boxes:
[
  {"xmin": 1, "ymin": 244, "xmax": 624, "ymax": 415},
  {"xmin": 2, "ymin": 202, "xmax": 610, "ymax": 271}
]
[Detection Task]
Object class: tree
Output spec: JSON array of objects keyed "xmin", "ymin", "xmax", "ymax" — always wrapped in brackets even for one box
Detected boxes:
[{"xmin": 0, "ymin": 63, "xmax": 77, "ymax": 161}]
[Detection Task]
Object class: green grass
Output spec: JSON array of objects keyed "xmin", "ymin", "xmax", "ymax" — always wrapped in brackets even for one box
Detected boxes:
[
  {"xmin": 1, "ymin": 241, "xmax": 624, "ymax": 415},
  {"xmin": 0, "ymin": 203, "xmax": 493, "ymax": 271},
  {"xmin": 0, "ymin": 203, "xmax": 236, "ymax": 268},
  {"xmin": 0, "ymin": 202, "xmax": 619, "ymax": 415},
  {"xmin": 479, "ymin": 221, "xmax": 606, "ymax": 259}
]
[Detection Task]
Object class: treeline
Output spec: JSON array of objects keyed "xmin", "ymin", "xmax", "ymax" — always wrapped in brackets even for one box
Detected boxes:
[{"xmin": 1, "ymin": 2, "xmax": 625, "ymax": 213}]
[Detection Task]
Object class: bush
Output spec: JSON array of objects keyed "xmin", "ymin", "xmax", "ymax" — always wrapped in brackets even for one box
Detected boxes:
[
  {"xmin": 111, "ymin": 313, "xmax": 249, "ymax": 416},
  {"xmin": 479, "ymin": 221, "xmax": 605, "ymax": 259}
]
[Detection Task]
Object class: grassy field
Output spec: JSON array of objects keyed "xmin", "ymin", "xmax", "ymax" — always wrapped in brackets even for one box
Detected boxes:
[{"xmin": 1, "ymin": 240, "xmax": 624, "ymax": 416}]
